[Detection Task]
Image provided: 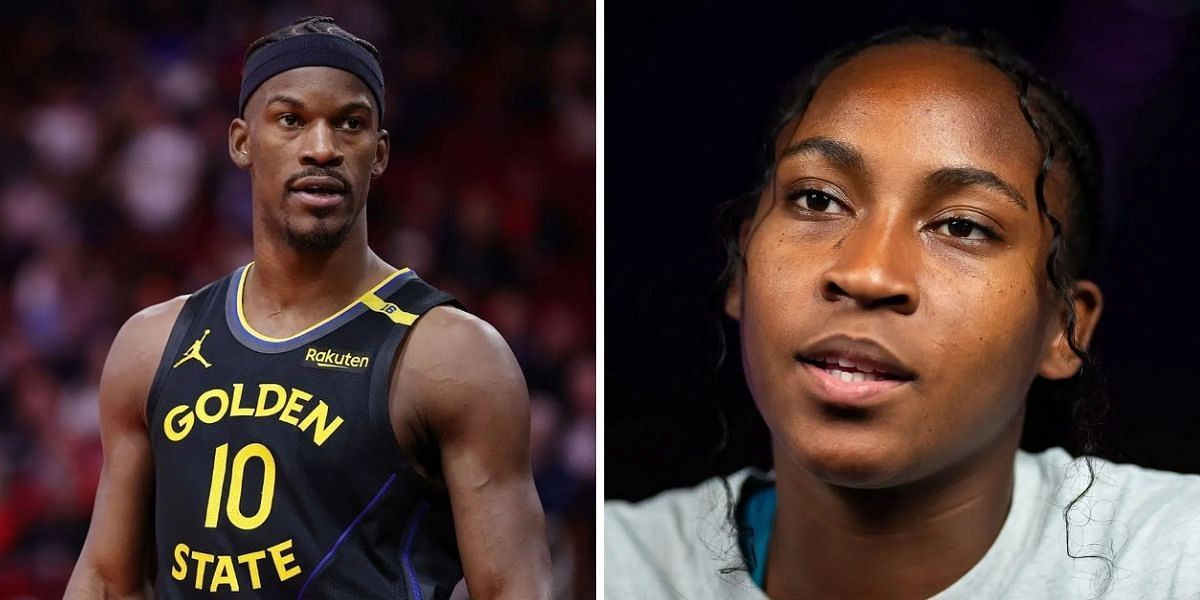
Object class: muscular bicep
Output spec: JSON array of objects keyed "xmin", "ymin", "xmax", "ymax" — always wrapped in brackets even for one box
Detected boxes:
[
  {"xmin": 72, "ymin": 405, "xmax": 154, "ymax": 596},
  {"xmin": 67, "ymin": 298, "xmax": 183, "ymax": 598},
  {"xmin": 393, "ymin": 307, "xmax": 551, "ymax": 600}
]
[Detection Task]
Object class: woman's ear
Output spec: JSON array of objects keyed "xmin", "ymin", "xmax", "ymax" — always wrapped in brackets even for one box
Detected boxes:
[
  {"xmin": 724, "ymin": 273, "xmax": 742, "ymax": 321},
  {"xmin": 724, "ymin": 221, "xmax": 753, "ymax": 321},
  {"xmin": 1038, "ymin": 280, "xmax": 1103, "ymax": 380}
]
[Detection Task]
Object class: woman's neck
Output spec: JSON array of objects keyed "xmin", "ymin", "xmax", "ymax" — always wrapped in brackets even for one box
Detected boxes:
[{"xmin": 764, "ymin": 418, "xmax": 1022, "ymax": 600}]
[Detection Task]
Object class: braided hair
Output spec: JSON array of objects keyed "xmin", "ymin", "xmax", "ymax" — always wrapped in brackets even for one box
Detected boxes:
[
  {"xmin": 244, "ymin": 16, "xmax": 381, "ymax": 65},
  {"xmin": 714, "ymin": 23, "xmax": 1112, "ymax": 591}
]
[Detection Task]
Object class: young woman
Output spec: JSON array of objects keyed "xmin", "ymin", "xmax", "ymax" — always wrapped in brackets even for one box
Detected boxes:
[{"xmin": 605, "ymin": 26, "xmax": 1200, "ymax": 599}]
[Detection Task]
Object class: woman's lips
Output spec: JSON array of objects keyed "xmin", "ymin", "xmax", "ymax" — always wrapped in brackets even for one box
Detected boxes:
[{"xmin": 799, "ymin": 360, "xmax": 910, "ymax": 407}]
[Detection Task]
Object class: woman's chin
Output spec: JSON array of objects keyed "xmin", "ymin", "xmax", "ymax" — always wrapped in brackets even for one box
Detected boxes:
[{"xmin": 788, "ymin": 433, "xmax": 922, "ymax": 489}]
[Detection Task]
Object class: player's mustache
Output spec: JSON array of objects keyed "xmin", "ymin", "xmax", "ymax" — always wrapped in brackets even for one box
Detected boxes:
[{"xmin": 284, "ymin": 168, "xmax": 352, "ymax": 196}]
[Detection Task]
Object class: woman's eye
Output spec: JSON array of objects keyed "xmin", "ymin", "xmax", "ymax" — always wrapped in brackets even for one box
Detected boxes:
[
  {"xmin": 935, "ymin": 218, "xmax": 994, "ymax": 240},
  {"xmin": 788, "ymin": 190, "xmax": 847, "ymax": 214}
]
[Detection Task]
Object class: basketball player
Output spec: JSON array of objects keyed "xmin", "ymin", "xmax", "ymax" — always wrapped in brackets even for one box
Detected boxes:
[{"xmin": 65, "ymin": 17, "xmax": 551, "ymax": 599}]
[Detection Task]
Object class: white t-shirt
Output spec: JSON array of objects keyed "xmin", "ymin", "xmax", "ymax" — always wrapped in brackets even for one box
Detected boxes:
[{"xmin": 605, "ymin": 448, "xmax": 1200, "ymax": 599}]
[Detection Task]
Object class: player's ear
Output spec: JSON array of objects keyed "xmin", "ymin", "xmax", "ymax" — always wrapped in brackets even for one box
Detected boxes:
[
  {"xmin": 1038, "ymin": 279, "xmax": 1103, "ymax": 379},
  {"xmin": 371, "ymin": 128, "xmax": 390, "ymax": 179},
  {"xmin": 229, "ymin": 118, "xmax": 252, "ymax": 169}
]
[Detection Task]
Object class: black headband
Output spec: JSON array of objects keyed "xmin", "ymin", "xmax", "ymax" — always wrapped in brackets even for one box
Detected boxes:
[{"xmin": 239, "ymin": 34, "xmax": 385, "ymax": 122}]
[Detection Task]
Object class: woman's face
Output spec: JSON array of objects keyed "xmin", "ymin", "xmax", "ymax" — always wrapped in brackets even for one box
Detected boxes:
[{"xmin": 727, "ymin": 43, "xmax": 1101, "ymax": 488}]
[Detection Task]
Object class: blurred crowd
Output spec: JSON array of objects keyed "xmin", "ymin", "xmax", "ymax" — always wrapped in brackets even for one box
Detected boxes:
[{"xmin": 0, "ymin": 1, "xmax": 595, "ymax": 598}]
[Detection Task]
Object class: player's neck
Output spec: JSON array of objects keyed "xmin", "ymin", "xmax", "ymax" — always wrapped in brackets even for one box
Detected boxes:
[
  {"xmin": 764, "ymin": 417, "xmax": 1020, "ymax": 600},
  {"xmin": 243, "ymin": 227, "xmax": 394, "ymax": 338}
]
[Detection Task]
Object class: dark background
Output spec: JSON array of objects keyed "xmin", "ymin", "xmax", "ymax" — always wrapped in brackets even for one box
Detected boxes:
[
  {"xmin": 0, "ymin": 1, "xmax": 594, "ymax": 598},
  {"xmin": 606, "ymin": 0, "xmax": 1200, "ymax": 502}
]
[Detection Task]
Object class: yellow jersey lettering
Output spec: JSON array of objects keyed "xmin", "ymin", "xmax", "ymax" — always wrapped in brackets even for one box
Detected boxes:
[
  {"xmin": 303, "ymin": 347, "xmax": 371, "ymax": 371},
  {"xmin": 160, "ymin": 384, "xmax": 343, "ymax": 445},
  {"xmin": 298, "ymin": 401, "xmax": 344, "ymax": 446},
  {"xmin": 204, "ymin": 443, "xmax": 229, "ymax": 528},
  {"xmin": 225, "ymin": 443, "xmax": 275, "ymax": 530},
  {"xmin": 170, "ymin": 539, "xmax": 298, "ymax": 592},
  {"xmin": 363, "ymin": 293, "xmax": 419, "ymax": 325},
  {"xmin": 195, "ymin": 389, "xmax": 229, "ymax": 424},
  {"xmin": 268, "ymin": 538, "xmax": 302, "ymax": 582},
  {"xmin": 190, "ymin": 550, "xmax": 215, "ymax": 590},
  {"xmin": 237, "ymin": 550, "xmax": 267, "ymax": 589},
  {"xmin": 164, "ymin": 405, "xmax": 194, "ymax": 442},
  {"xmin": 229, "ymin": 383, "xmax": 253, "ymax": 417},
  {"xmin": 171, "ymin": 542, "xmax": 190, "ymax": 580},
  {"xmin": 279, "ymin": 388, "xmax": 312, "ymax": 426},
  {"xmin": 256, "ymin": 383, "xmax": 287, "ymax": 416},
  {"xmin": 209, "ymin": 555, "xmax": 239, "ymax": 592}
]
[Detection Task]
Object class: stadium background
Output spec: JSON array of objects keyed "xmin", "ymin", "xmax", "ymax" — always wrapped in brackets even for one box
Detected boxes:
[
  {"xmin": 0, "ymin": 1, "xmax": 595, "ymax": 598},
  {"xmin": 607, "ymin": 0, "xmax": 1200, "ymax": 501}
]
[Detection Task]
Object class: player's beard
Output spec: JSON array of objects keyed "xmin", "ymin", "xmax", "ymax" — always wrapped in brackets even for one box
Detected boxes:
[
  {"xmin": 278, "ymin": 167, "xmax": 358, "ymax": 252},
  {"xmin": 283, "ymin": 212, "xmax": 357, "ymax": 251},
  {"xmin": 278, "ymin": 183, "xmax": 359, "ymax": 252},
  {"xmin": 278, "ymin": 194, "xmax": 357, "ymax": 253}
]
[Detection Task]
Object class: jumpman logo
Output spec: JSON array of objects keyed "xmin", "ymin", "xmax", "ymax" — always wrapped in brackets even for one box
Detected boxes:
[{"xmin": 173, "ymin": 329, "xmax": 213, "ymax": 369}]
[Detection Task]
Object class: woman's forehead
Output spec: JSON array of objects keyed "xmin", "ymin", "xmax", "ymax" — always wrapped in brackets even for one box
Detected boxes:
[{"xmin": 781, "ymin": 43, "xmax": 1047, "ymax": 196}]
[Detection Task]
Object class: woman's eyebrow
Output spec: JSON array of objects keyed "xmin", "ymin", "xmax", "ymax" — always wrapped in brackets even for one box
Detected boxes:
[
  {"xmin": 925, "ymin": 166, "xmax": 1028, "ymax": 210},
  {"xmin": 780, "ymin": 137, "xmax": 1028, "ymax": 210},
  {"xmin": 780, "ymin": 137, "xmax": 866, "ymax": 174}
]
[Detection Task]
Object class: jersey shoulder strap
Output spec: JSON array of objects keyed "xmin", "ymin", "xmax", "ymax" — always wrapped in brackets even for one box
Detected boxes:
[
  {"xmin": 387, "ymin": 275, "xmax": 460, "ymax": 315},
  {"xmin": 355, "ymin": 274, "xmax": 459, "ymax": 327},
  {"xmin": 145, "ymin": 278, "xmax": 226, "ymax": 419},
  {"xmin": 366, "ymin": 275, "xmax": 461, "ymax": 461}
]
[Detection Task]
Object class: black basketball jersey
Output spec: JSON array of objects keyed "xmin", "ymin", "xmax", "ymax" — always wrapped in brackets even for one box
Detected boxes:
[{"xmin": 147, "ymin": 264, "xmax": 463, "ymax": 599}]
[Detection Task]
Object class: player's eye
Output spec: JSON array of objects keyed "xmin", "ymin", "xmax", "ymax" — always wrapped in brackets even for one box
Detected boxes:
[
  {"xmin": 341, "ymin": 118, "xmax": 363, "ymax": 131},
  {"xmin": 278, "ymin": 114, "xmax": 301, "ymax": 127},
  {"xmin": 787, "ymin": 189, "xmax": 848, "ymax": 215}
]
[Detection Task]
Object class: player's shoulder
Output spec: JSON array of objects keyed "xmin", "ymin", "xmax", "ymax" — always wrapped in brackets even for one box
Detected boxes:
[
  {"xmin": 112, "ymin": 295, "xmax": 190, "ymax": 355},
  {"xmin": 101, "ymin": 294, "xmax": 191, "ymax": 424},
  {"xmin": 403, "ymin": 305, "xmax": 520, "ymax": 382},
  {"xmin": 114, "ymin": 271, "xmax": 230, "ymax": 352},
  {"xmin": 391, "ymin": 304, "xmax": 526, "ymax": 419},
  {"xmin": 126, "ymin": 294, "xmax": 190, "ymax": 332},
  {"xmin": 413, "ymin": 304, "xmax": 501, "ymax": 341}
]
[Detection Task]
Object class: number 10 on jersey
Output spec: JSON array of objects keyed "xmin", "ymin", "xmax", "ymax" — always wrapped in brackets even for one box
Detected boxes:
[{"xmin": 206, "ymin": 443, "xmax": 276, "ymax": 529}]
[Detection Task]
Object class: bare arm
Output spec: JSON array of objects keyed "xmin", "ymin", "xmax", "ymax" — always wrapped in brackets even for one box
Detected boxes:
[
  {"xmin": 393, "ymin": 306, "xmax": 552, "ymax": 600},
  {"xmin": 65, "ymin": 297, "xmax": 185, "ymax": 599}
]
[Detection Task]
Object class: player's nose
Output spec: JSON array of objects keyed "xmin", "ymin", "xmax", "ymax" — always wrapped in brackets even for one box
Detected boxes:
[{"xmin": 300, "ymin": 120, "xmax": 344, "ymax": 167}]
